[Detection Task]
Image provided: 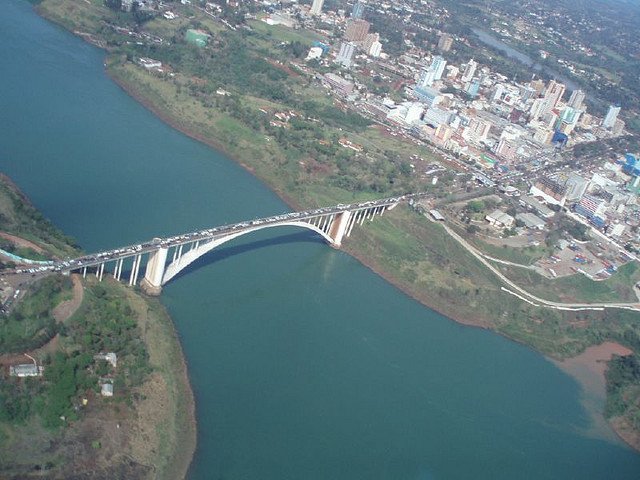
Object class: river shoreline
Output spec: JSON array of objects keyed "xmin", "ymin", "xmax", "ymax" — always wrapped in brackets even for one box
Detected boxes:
[
  {"xmin": 104, "ymin": 59, "xmax": 639, "ymax": 455},
  {"xmin": 555, "ymin": 342, "xmax": 636, "ymax": 448},
  {"xmin": 33, "ymin": 3, "xmax": 640, "ymax": 458},
  {"xmin": 103, "ymin": 66, "xmax": 489, "ymax": 327}
]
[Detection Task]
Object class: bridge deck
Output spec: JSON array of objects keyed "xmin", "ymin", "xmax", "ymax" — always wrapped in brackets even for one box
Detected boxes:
[{"xmin": 20, "ymin": 194, "xmax": 420, "ymax": 275}]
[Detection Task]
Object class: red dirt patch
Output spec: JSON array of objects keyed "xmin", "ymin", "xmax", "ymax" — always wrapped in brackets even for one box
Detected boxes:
[
  {"xmin": 52, "ymin": 274, "xmax": 84, "ymax": 323},
  {"xmin": 0, "ymin": 231, "xmax": 45, "ymax": 253}
]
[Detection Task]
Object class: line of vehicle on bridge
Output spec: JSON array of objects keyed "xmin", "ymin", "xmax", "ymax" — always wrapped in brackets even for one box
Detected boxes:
[{"xmin": 17, "ymin": 194, "xmax": 420, "ymax": 275}]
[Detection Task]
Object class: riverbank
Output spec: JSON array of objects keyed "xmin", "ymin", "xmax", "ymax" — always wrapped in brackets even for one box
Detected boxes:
[
  {"xmin": 33, "ymin": 0, "xmax": 640, "ymax": 455},
  {"xmin": 104, "ymin": 64, "xmax": 640, "ymax": 454},
  {"xmin": 110, "ymin": 38, "xmax": 640, "ymax": 452},
  {"xmin": 122, "ymin": 286, "xmax": 197, "ymax": 480},
  {"xmin": 104, "ymin": 62, "xmax": 494, "ymax": 329},
  {"xmin": 0, "ymin": 172, "xmax": 196, "ymax": 478},
  {"xmin": 103, "ymin": 65, "xmax": 305, "ymax": 211},
  {"xmin": 556, "ymin": 342, "xmax": 637, "ymax": 448}
]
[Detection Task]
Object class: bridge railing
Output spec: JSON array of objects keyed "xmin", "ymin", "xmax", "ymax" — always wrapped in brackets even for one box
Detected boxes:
[{"xmin": 35, "ymin": 193, "xmax": 425, "ymax": 273}]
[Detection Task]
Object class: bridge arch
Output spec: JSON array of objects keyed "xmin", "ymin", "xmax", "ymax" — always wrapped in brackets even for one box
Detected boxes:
[{"xmin": 161, "ymin": 221, "xmax": 334, "ymax": 285}]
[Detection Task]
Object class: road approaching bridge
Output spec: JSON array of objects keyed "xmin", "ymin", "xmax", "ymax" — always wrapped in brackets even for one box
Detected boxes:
[{"xmin": 20, "ymin": 194, "xmax": 420, "ymax": 294}]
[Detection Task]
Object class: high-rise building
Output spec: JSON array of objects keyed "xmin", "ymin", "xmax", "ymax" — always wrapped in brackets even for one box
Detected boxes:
[
  {"xmin": 335, "ymin": 42, "xmax": 356, "ymax": 68},
  {"xmin": 310, "ymin": 0, "xmax": 324, "ymax": 16},
  {"xmin": 603, "ymin": 105, "xmax": 621, "ymax": 129},
  {"xmin": 437, "ymin": 34, "xmax": 453, "ymax": 52},
  {"xmin": 344, "ymin": 19, "xmax": 370, "ymax": 42},
  {"xmin": 543, "ymin": 80, "xmax": 565, "ymax": 112},
  {"xmin": 496, "ymin": 138, "xmax": 518, "ymax": 161},
  {"xmin": 352, "ymin": 1, "xmax": 366, "ymax": 19},
  {"xmin": 418, "ymin": 68, "xmax": 437, "ymax": 88},
  {"xmin": 446, "ymin": 65, "xmax": 459, "ymax": 79},
  {"xmin": 568, "ymin": 89, "xmax": 585, "ymax": 109},
  {"xmin": 461, "ymin": 59, "xmax": 477, "ymax": 82},
  {"xmin": 533, "ymin": 126, "xmax": 554, "ymax": 145},
  {"xmin": 521, "ymin": 86, "xmax": 537, "ymax": 101},
  {"xmin": 560, "ymin": 106, "xmax": 577, "ymax": 124},
  {"xmin": 492, "ymin": 84, "xmax": 505, "ymax": 102},
  {"xmin": 430, "ymin": 56, "xmax": 447, "ymax": 81},
  {"xmin": 529, "ymin": 98, "xmax": 546, "ymax": 120},
  {"xmin": 464, "ymin": 118, "xmax": 491, "ymax": 142}
]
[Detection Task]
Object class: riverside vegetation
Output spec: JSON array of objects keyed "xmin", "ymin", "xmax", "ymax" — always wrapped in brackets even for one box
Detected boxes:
[
  {"xmin": 33, "ymin": 0, "xmax": 640, "ymax": 450},
  {"xmin": 0, "ymin": 175, "xmax": 195, "ymax": 478}
]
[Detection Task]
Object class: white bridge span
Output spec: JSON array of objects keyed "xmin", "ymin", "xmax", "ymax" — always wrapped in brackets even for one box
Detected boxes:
[{"xmin": 45, "ymin": 194, "xmax": 419, "ymax": 294}]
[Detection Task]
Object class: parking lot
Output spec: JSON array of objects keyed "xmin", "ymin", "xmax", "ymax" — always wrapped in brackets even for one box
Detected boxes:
[{"xmin": 536, "ymin": 240, "xmax": 633, "ymax": 280}]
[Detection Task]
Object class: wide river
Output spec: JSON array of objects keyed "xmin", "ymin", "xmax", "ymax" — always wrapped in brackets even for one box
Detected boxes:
[{"xmin": 2, "ymin": 2, "xmax": 640, "ymax": 478}]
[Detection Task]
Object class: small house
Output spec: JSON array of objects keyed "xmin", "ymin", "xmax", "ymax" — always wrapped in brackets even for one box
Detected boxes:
[
  {"xmin": 101, "ymin": 382, "xmax": 114, "ymax": 397},
  {"xmin": 9, "ymin": 364, "xmax": 43, "ymax": 377}
]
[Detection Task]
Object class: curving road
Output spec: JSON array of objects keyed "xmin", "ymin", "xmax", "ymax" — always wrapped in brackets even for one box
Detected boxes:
[{"xmin": 438, "ymin": 220, "xmax": 640, "ymax": 312}]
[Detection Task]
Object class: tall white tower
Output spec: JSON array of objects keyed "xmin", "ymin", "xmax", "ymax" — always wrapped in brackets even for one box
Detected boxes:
[
  {"xmin": 310, "ymin": 0, "xmax": 325, "ymax": 16},
  {"xmin": 430, "ymin": 56, "xmax": 447, "ymax": 81},
  {"xmin": 603, "ymin": 105, "xmax": 621, "ymax": 129},
  {"xmin": 461, "ymin": 59, "xmax": 477, "ymax": 82}
]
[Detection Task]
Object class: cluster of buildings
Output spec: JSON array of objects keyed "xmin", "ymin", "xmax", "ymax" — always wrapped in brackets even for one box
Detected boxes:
[
  {"xmin": 116, "ymin": 1, "xmax": 640, "ymax": 254},
  {"xmin": 258, "ymin": 2, "xmax": 626, "ymax": 177},
  {"xmin": 485, "ymin": 153, "xmax": 640, "ymax": 251},
  {"xmin": 356, "ymin": 59, "xmax": 624, "ymax": 171},
  {"xmin": 304, "ymin": 1, "xmax": 383, "ymax": 67}
]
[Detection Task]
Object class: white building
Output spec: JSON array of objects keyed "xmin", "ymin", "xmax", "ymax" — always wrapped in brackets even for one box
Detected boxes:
[
  {"xmin": 10, "ymin": 364, "xmax": 43, "ymax": 377},
  {"xmin": 310, "ymin": 0, "xmax": 324, "ymax": 16},
  {"xmin": 335, "ymin": 42, "xmax": 356, "ymax": 68},
  {"xmin": 94, "ymin": 352, "xmax": 118, "ymax": 368},
  {"xmin": 516, "ymin": 212, "xmax": 546, "ymax": 230},
  {"xmin": 368, "ymin": 41, "xmax": 382, "ymax": 58},
  {"xmin": 461, "ymin": 59, "xmax": 477, "ymax": 82},
  {"xmin": 603, "ymin": 105, "xmax": 621, "ymax": 129},
  {"xmin": 101, "ymin": 382, "xmax": 114, "ymax": 397},
  {"xmin": 418, "ymin": 68, "xmax": 437, "ymax": 88},
  {"xmin": 486, "ymin": 209, "xmax": 515, "ymax": 228},
  {"xmin": 430, "ymin": 56, "xmax": 447, "ymax": 81},
  {"xmin": 306, "ymin": 47, "xmax": 323, "ymax": 61},
  {"xmin": 568, "ymin": 89, "xmax": 585, "ymax": 109}
]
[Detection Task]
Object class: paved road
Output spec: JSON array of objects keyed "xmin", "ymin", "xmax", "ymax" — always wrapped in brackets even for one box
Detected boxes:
[
  {"xmin": 8, "ymin": 194, "xmax": 424, "ymax": 280},
  {"xmin": 438, "ymin": 220, "xmax": 640, "ymax": 312}
]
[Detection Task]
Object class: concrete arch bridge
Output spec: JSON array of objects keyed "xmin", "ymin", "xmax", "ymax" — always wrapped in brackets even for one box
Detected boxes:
[{"xmin": 44, "ymin": 194, "xmax": 420, "ymax": 294}]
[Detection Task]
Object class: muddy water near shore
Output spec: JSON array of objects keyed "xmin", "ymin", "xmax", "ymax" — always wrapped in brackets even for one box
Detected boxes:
[{"xmin": 556, "ymin": 343, "xmax": 633, "ymax": 441}]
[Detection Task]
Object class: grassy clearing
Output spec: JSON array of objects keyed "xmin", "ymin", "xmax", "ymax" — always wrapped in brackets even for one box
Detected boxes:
[
  {"xmin": 37, "ymin": 0, "xmax": 111, "ymax": 33},
  {"xmin": 497, "ymin": 262, "xmax": 640, "ymax": 304},
  {"xmin": 354, "ymin": 127, "xmax": 439, "ymax": 162},
  {"xmin": 471, "ymin": 237, "xmax": 550, "ymax": 265},
  {"xmin": 248, "ymin": 19, "xmax": 323, "ymax": 45}
]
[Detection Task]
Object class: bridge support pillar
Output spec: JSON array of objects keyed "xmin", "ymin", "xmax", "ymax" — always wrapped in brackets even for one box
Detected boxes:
[
  {"xmin": 141, "ymin": 247, "xmax": 168, "ymax": 296},
  {"xmin": 328, "ymin": 211, "xmax": 351, "ymax": 248},
  {"xmin": 129, "ymin": 254, "xmax": 142, "ymax": 286}
]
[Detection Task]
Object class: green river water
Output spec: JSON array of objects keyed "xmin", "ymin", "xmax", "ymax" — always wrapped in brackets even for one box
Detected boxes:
[{"xmin": 2, "ymin": 1, "xmax": 640, "ymax": 478}]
